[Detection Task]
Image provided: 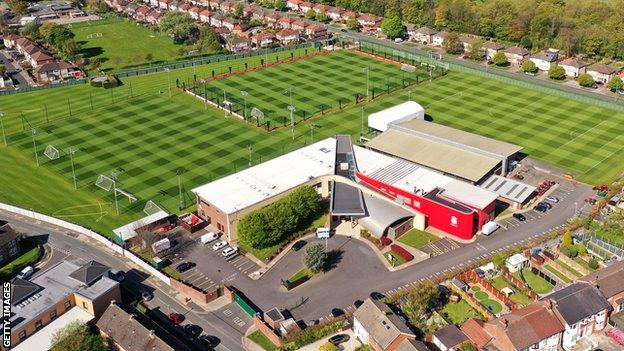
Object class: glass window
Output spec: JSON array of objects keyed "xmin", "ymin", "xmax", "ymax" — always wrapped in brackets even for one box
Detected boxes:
[
  {"xmin": 50, "ymin": 310, "xmax": 57, "ymax": 320},
  {"xmin": 64, "ymin": 301, "xmax": 71, "ymax": 309},
  {"xmin": 35, "ymin": 320, "xmax": 42, "ymax": 330},
  {"xmin": 18, "ymin": 331, "xmax": 26, "ymax": 340}
]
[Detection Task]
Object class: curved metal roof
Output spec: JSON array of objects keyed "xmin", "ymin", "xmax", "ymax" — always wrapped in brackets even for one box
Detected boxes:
[{"xmin": 359, "ymin": 194, "xmax": 414, "ymax": 238}]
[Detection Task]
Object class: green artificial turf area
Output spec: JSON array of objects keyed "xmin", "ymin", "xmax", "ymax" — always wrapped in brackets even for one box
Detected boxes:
[
  {"xmin": 2, "ymin": 46, "xmax": 624, "ymax": 239},
  {"xmin": 198, "ymin": 50, "xmax": 432, "ymax": 126},
  {"xmin": 71, "ymin": 17, "xmax": 189, "ymax": 71},
  {"xmin": 398, "ymin": 228, "xmax": 439, "ymax": 249},
  {"xmin": 386, "ymin": 251, "xmax": 407, "ymax": 267}
]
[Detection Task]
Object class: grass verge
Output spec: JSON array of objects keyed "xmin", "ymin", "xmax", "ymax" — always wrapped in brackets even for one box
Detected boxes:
[
  {"xmin": 397, "ymin": 229, "xmax": 439, "ymax": 249},
  {"xmin": 513, "ymin": 269, "xmax": 554, "ymax": 294},
  {"xmin": 0, "ymin": 240, "xmax": 41, "ymax": 279},
  {"xmin": 544, "ymin": 265, "xmax": 572, "ymax": 283},
  {"xmin": 248, "ymin": 330, "xmax": 277, "ymax": 351}
]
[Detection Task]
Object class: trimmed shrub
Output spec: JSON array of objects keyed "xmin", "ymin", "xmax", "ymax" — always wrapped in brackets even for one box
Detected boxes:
[
  {"xmin": 380, "ymin": 236, "xmax": 392, "ymax": 246},
  {"xmin": 588, "ymin": 258, "xmax": 599, "ymax": 270},
  {"xmin": 561, "ymin": 245, "xmax": 578, "ymax": 258},
  {"xmin": 391, "ymin": 244, "xmax": 414, "ymax": 261}
]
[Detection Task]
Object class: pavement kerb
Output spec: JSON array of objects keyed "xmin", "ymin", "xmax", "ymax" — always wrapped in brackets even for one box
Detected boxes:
[{"xmin": 242, "ymin": 325, "xmax": 265, "ymax": 351}]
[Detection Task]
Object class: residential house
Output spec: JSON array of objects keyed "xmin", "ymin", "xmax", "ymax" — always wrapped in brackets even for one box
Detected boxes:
[
  {"xmin": 291, "ymin": 19, "xmax": 307, "ymax": 31},
  {"xmin": 149, "ymin": 0, "xmax": 158, "ymax": 8},
  {"xmin": 188, "ymin": 6, "xmax": 200, "ymax": 19},
  {"xmin": 342, "ymin": 10, "xmax": 357, "ymax": 21},
  {"xmin": 252, "ymin": 33, "xmax": 275, "ymax": 48},
  {"xmin": 587, "ymin": 63, "xmax": 617, "ymax": 84},
  {"xmin": 26, "ymin": 49, "xmax": 54, "ymax": 69},
  {"xmin": 232, "ymin": 22, "xmax": 249, "ymax": 36},
  {"xmin": 460, "ymin": 319, "xmax": 492, "ymax": 350},
  {"xmin": 353, "ymin": 298, "xmax": 418, "ymax": 351},
  {"xmin": 299, "ymin": 1, "xmax": 313, "ymax": 13},
  {"xmin": 37, "ymin": 60, "xmax": 82, "ymax": 84},
  {"xmin": 313, "ymin": 3, "xmax": 329, "ymax": 14},
  {"xmin": 210, "ymin": 12, "xmax": 225, "ymax": 27},
  {"xmin": 404, "ymin": 23, "xmax": 416, "ymax": 41},
  {"xmin": 97, "ymin": 301, "xmax": 188, "ymax": 351},
  {"xmin": 432, "ymin": 325, "xmax": 468, "ymax": 351},
  {"xmin": 178, "ymin": 3, "xmax": 191, "ymax": 13},
  {"xmin": 251, "ymin": 8, "xmax": 264, "ymax": 21},
  {"xmin": 0, "ymin": 221, "xmax": 21, "ymax": 265},
  {"xmin": 358, "ymin": 14, "xmax": 382, "ymax": 32},
  {"xmin": 264, "ymin": 12, "xmax": 280, "ymax": 27},
  {"xmin": 483, "ymin": 40, "xmax": 505, "ymax": 60},
  {"xmin": 327, "ymin": 7, "xmax": 343, "ymax": 21},
  {"xmin": 168, "ymin": 1, "xmax": 179, "ymax": 11},
  {"xmin": 544, "ymin": 282, "xmax": 611, "ymax": 350},
  {"xmin": 558, "ymin": 57, "xmax": 587, "ymax": 78},
  {"xmin": 157, "ymin": 0, "xmax": 170, "ymax": 10},
  {"xmin": 276, "ymin": 29, "xmax": 299, "ymax": 45},
  {"xmin": 4, "ymin": 261, "xmax": 120, "ymax": 351},
  {"xmin": 581, "ymin": 260, "xmax": 624, "ymax": 314},
  {"xmin": 286, "ymin": 0, "xmax": 301, "ymax": 12},
  {"xmin": 504, "ymin": 46, "xmax": 529, "ymax": 66},
  {"xmin": 220, "ymin": 1, "xmax": 236, "ymax": 13},
  {"xmin": 305, "ymin": 23, "xmax": 327, "ymax": 40},
  {"xmin": 505, "ymin": 253, "xmax": 529, "ymax": 273},
  {"xmin": 123, "ymin": 3, "xmax": 139, "ymax": 16},
  {"xmin": 2, "ymin": 33, "xmax": 18, "ymax": 49},
  {"xmin": 222, "ymin": 17, "xmax": 241, "ymax": 31},
  {"xmin": 199, "ymin": 9, "xmax": 213, "ymax": 24},
  {"xmin": 243, "ymin": 5, "xmax": 255, "ymax": 18},
  {"xmin": 145, "ymin": 9, "xmax": 163, "ymax": 24},
  {"xmin": 432, "ymin": 31, "xmax": 447, "ymax": 47},
  {"xmin": 208, "ymin": 0, "xmax": 221, "ymax": 10},
  {"xmin": 135, "ymin": 5, "xmax": 150, "ymax": 20},
  {"xmin": 459, "ymin": 34, "xmax": 479, "ymax": 52},
  {"xmin": 225, "ymin": 36, "xmax": 251, "ymax": 53},
  {"xmin": 529, "ymin": 50, "xmax": 558, "ymax": 72},
  {"xmin": 214, "ymin": 26, "xmax": 231, "ymax": 37},
  {"xmin": 278, "ymin": 16, "xmax": 294, "ymax": 29},
  {"xmin": 413, "ymin": 26, "xmax": 437, "ymax": 45}
]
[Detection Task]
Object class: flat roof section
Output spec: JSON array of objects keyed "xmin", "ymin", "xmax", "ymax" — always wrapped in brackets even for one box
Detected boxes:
[
  {"xmin": 330, "ymin": 182, "xmax": 366, "ymax": 216},
  {"xmin": 367, "ymin": 128, "xmax": 501, "ymax": 183},
  {"xmin": 367, "ymin": 101, "xmax": 425, "ymax": 132},
  {"xmin": 192, "ymin": 138, "xmax": 336, "ymax": 214},
  {"xmin": 480, "ymin": 175, "xmax": 536, "ymax": 204}
]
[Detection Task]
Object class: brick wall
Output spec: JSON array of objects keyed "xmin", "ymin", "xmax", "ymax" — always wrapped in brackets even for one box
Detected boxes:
[
  {"xmin": 171, "ymin": 279, "xmax": 220, "ymax": 304},
  {"xmin": 253, "ymin": 315, "xmax": 283, "ymax": 347}
]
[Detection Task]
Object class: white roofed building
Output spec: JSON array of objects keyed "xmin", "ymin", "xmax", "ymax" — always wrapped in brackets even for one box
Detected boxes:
[{"xmin": 367, "ymin": 101, "xmax": 425, "ymax": 132}]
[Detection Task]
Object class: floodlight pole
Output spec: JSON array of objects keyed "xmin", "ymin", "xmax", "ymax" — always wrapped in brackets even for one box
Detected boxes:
[
  {"xmin": 69, "ymin": 147, "xmax": 77, "ymax": 190},
  {"xmin": 113, "ymin": 179, "xmax": 119, "ymax": 216},
  {"xmin": 309, "ymin": 124, "xmax": 314, "ymax": 143},
  {"xmin": 177, "ymin": 170, "xmax": 184, "ymax": 210},
  {"xmin": 360, "ymin": 105, "xmax": 364, "ymax": 136},
  {"xmin": 0, "ymin": 112, "xmax": 6, "ymax": 147},
  {"xmin": 164, "ymin": 68, "xmax": 171, "ymax": 98},
  {"xmin": 248, "ymin": 144, "xmax": 253, "ymax": 166},
  {"xmin": 31, "ymin": 128, "xmax": 39, "ymax": 167},
  {"xmin": 241, "ymin": 90, "xmax": 248, "ymax": 119},
  {"xmin": 363, "ymin": 66, "xmax": 370, "ymax": 100}
]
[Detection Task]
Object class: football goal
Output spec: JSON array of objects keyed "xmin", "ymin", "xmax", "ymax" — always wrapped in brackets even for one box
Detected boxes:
[
  {"xmin": 44, "ymin": 145, "xmax": 61, "ymax": 160},
  {"xmin": 143, "ymin": 200, "xmax": 163, "ymax": 216},
  {"xmin": 251, "ymin": 107, "xmax": 264, "ymax": 124}
]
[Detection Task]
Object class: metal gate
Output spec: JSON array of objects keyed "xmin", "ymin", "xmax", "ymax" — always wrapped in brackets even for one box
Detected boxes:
[{"xmin": 233, "ymin": 292, "xmax": 257, "ymax": 316}]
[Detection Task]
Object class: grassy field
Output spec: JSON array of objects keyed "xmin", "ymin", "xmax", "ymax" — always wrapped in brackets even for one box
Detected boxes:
[
  {"xmin": 199, "ymin": 50, "xmax": 431, "ymax": 126},
  {"xmin": 248, "ymin": 331, "xmax": 277, "ymax": 351},
  {"xmin": 2, "ymin": 46, "xmax": 624, "ymax": 238},
  {"xmin": 490, "ymin": 276, "xmax": 533, "ymax": 306},
  {"xmin": 0, "ymin": 241, "xmax": 41, "ymax": 278},
  {"xmin": 71, "ymin": 17, "xmax": 187, "ymax": 71},
  {"xmin": 398, "ymin": 229, "xmax": 439, "ymax": 249},
  {"xmin": 513, "ymin": 268, "xmax": 554, "ymax": 294},
  {"xmin": 441, "ymin": 300, "xmax": 482, "ymax": 324}
]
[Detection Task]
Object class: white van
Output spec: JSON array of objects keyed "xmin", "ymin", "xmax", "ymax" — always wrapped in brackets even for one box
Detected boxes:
[
  {"xmin": 17, "ymin": 266, "xmax": 34, "ymax": 280},
  {"xmin": 200, "ymin": 232, "xmax": 219, "ymax": 244},
  {"xmin": 481, "ymin": 221, "xmax": 500, "ymax": 236}
]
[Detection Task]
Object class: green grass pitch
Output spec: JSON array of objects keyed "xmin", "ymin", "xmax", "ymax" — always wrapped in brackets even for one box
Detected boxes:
[
  {"xmin": 71, "ymin": 17, "xmax": 188, "ymax": 71},
  {"xmin": 1, "ymin": 47, "xmax": 624, "ymax": 236}
]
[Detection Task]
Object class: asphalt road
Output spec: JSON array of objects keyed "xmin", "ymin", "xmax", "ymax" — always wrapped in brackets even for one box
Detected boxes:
[{"xmin": 0, "ymin": 211, "xmax": 247, "ymax": 351}]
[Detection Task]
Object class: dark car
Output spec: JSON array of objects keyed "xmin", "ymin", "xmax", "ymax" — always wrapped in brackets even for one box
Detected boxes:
[
  {"xmin": 354, "ymin": 299, "xmax": 364, "ymax": 308},
  {"xmin": 292, "ymin": 240, "xmax": 307, "ymax": 251},
  {"xmin": 331, "ymin": 308, "xmax": 345, "ymax": 318},
  {"xmin": 169, "ymin": 312, "xmax": 184, "ymax": 326},
  {"xmin": 329, "ymin": 334, "xmax": 350, "ymax": 345},
  {"xmin": 176, "ymin": 262, "xmax": 195, "ymax": 273},
  {"xmin": 512, "ymin": 213, "xmax": 526, "ymax": 221},
  {"xmin": 538, "ymin": 201, "xmax": 552, "ymax": 209},
  {"xmin": 535, "ymin": 204, "xmax": 548, "ymax": 213},
  {"xmin": 199, "ymin": 334, "xmax": 220, "ymax": 347},
  {"xmin": 370, "ymin": 292, "xmax": 385, "ymax": 300},
  {"xmin": 183, "ymin": 324, "xmax": 203, "ymax": 338}
]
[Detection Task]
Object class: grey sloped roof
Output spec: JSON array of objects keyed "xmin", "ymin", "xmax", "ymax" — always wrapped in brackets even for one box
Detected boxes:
[
  {"xmin": 330, "ymin": 182, "xmax": 365, "ymax": 216},
  {"xmin": 353, "ymin": 299, "xmax": 415, "ymax": 350},
  {"xmin": 10, "ymin": 278, "xmax": 41, "ymax": 306},
  {"xmin": 358, "ymin": 194, "xmax": 414, "ymax": 238},
  {"xmin": 580, "ymin": 260, "xmax": 624, "ymax": 299},
  {"xmin": 545, "ymin": 282, "xmax": 611, "ymax": 325},
  {"xmin": 434, "ymin": 324, "xmax": 468, "ymax": 348},
  {"xmin": 69, "ymin": 260, "xmax": 110, "ymax": 285}
]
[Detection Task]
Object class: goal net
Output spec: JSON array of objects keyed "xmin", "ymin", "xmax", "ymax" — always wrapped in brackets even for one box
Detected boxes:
[
  {"xmin": 251, "ymin": 107, "xmax": 264, "ymax": 123},
  {"xmin": 95, "ymin": 174, "xmax": 114, "ymax": 192},
  {"xmin": 144, "ymin": 200, "xmax": 163, "ymax": 216},
  {"xmin": 116, "ymin": 188, "xmax": 137, "ymax": 203},
  {"xmin": 44, "ymin": 145, "xmax": 61, "ymax": 160}
]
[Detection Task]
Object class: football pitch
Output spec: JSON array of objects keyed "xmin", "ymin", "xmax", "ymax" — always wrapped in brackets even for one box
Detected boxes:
[
  {"xmin": 2, "ymin": 47, "xmax": 624, "ymax": 236},
  {"xmin": 196, "ymin": 50, "xmax": 432, "ymax": 126}
]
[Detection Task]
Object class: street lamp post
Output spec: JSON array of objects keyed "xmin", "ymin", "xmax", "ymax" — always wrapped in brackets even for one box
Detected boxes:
[
  {"xmin": 69, "ymin": 147, "xmax": 77, "ymax": 189},
  {"xmin": 31, "ymin": 128, "xmax": 39, "ymax": 167},
  {"xmin": 164, "ymin": 68, "xmax": 171, "ymax": 98},
  {"xmin": 241, "ymin": 90, "xmax": 248, "ymax": 119},
  {"xmin": 177, "ymin": 169, "xmax": 184, "ymax": 210},
  {"xmin": 285, "ymin": 87, "xmax": 295, "ymax": 140},
  {"xmin": 248, "ymin": 144, "xmax": 253, "ymax": 166},
  {"xmin": 0, "ymin": 112, "xmax": 6, "ymax": 147}
]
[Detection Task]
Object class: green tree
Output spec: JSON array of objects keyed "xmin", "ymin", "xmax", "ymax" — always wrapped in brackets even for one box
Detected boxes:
[
  {"xmin": 50, "ymin": 321, "xmax": 108, "ymax": 351},
  {"xmin": 43, "ymin": 24, "xmax": 75, "ymax": 51},
  {"xmin": 346, "ymin": 17, "xmax": 359, "ymax": 31},
  {"xmin": 319, "ymin": 342, "xmax": 338, "ymax": 351},
  {"xmin": 578, "ymin": 73, "xmax": 595, "ymax": 87},
  {"xmin": 575, "ymin": 243, "xmax": 586, "ymax": 256},
  {"xmin": 548, "ymin": 65, "xmax": 566, "ymax": 80},
  {"xmin": 6, "ymin": 0, "xmax": 28, "ymax": 14},
  {"xmin": 316, "ymin": 10, "xmax": 330, "ymax": 23},
  {"xmin": 233, "ymin": 3, "xmax": 244, "ymax": 19},
  {"xmin": 442, "ymin": 32, "xmax": 463, "ymax": 54},
  {"xmin": 249, "ymin": 18, "xmax": 262, "ymax": 27},
  {"xmin": 195, "ymin": 25, "xmax": 222, "ymax": 53},
  {"xmin": 21, "ymin": 21, "xmax": 41, "ymax": 40},
  {"xmin": 60, "ymin": 39, "xmax": 80, "ymax": 60},
  {"xmin": 159, "ymin": 11, "xmax": 196, "ymax": 42},
  {"xmin": 466, "ymin": 38, "xmax": 484, "ymax": 60},
  {"xmin": 238, "ymin": 210, "xmax": 272, "ymax": 248},
  {"xmin": 0, "ymin": 64, "xmax": 6, "ymax": 76},
  {"xmin": 608, "ymin": 76, "xmax": 624, "ymax": 92},
  {"xmin": 588, "ymin": 258, "xmax": 599, "ymax": 270},
  {"xmin": 402, "ymin": 281, "xmax": 440, "ymax": 323},
  {"xmin": 460, "ymin": 342, "xmax": 477, "ymax": 351},
  {"xmin": 520, "ymin": 59, "xmax": 538, "ymax": 74},
  {"xmin": 86, "ymin": 0, "xmax": 110, "ymax": 14},
  {"xmin": 562, "ymin": 231, "xmax": 573, "ymax": 247},
  {"xmin": 304, "ymin": 243, "xmax": 327, "ymax": 273},
  {"xmin": 305, "ymin": 9, "xmax": 316, "ymax": 20},
  {"xmin": 274, "ymin": 0, "xmax": 286, "ymax": 11},
  {"xmin": 492, "ymin": 51, "xmax": 508, "ymax": 66},
  {"xmin": 492, "ymin": 252, "xmax": 506, "ymax": 268},
  {"xmin": 380, "ymin": 15, "xmax": 404, "ymax": 39}
]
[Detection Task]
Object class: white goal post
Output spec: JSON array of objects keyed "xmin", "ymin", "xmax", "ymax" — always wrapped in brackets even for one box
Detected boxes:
[{"xmin": 44, "ymin": 145, "xmax": 61, "ymax": 160}]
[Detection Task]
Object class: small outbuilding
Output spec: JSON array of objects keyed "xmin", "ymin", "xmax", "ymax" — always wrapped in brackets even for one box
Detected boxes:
[
  {"xmin": 367, "ymin": 101, "xmax": 425, "ymax": 133},
  {"xmin": 505, "ymin": 253, "xmax": 529, "ymax": 273}
]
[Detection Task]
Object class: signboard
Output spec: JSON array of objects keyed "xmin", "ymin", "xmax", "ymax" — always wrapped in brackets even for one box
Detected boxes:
[{"xmin": 316, "ymin": 227, "xmax": 330, "ymax": 239}]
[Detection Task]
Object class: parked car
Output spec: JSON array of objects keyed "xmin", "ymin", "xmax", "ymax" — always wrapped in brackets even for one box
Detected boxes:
[
  {"xmin": 141, "ymin": 291, "xmax": 153, "ymax": 301},
  {"xmin": 17, "ymin": 266, "xmax": 34, "ymax": 279},
  {"xmin": 200, "ymin": 232, "xmax": 219, "ymax": 244},
  {"xmin": 512, "ymin": 213, "xmax": 526, "ymax": 221},
  {"xmin": 545, "ymin": 196, "xmax": 559, "ymax": 203},
  {"xmin": 291, "ymin": 240, "xmax": 307, "ymax": 251},
  {"xmin": 169, "ymin": 312, "xmax": 184, "ymax": 326},
  {"xmin": 212, "ymin": 240, "xmax": 227, "ymax": 250},
  {"xmin": 394, "ymin": 37, "xmax": 403, "ymax": 43},
  {"xmin": 222, "ymin": 246, "xmax": 238, "ymax": 258},
  {"xmin": 535, "ymin": 204, "xmax": 548, "ymax": 213},
  {"xmin": 175, "ymin": 262, "xmax": 195, "ymax": 273},
  {"xmin": 538, "ymin": 201, "xmax": 552, "ymax": 209},
  {"xmin": 329, "ymin": 334, "xmax": 350, "ymax": 346},
  {"xmin": 183, "ymin": 324, "xmax": 202, "ymax": 338},
  {"xmin": 199, "ymin": 335, "xmax": 220, "ymax": 347}
]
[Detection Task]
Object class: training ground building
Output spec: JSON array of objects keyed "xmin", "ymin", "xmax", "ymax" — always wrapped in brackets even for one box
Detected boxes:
[{"xmin": 192, "ymin": 134, "xmax": 503, "ymax": 241}]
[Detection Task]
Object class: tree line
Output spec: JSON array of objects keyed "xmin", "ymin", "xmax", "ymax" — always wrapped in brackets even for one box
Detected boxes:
[{"xmin": 315, "ymin": 0, "xmax": 624, "ymax": 60}]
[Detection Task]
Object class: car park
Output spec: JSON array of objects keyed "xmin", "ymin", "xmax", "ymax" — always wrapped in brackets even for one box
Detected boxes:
[
  {"xmin": 512, "ymin": 213, "xmax": 526, "ymax": 221},
  {"xmin": 175, "ymin": 262, "xmax": 195, "ymax": 273},
  {"xmin": 535, "ymin": 204, "xmax": 548, "ymax": 212},
  {"xmin": 212, "ymin": 240, "xmax": 227, "ymax": 250},
  {"xmin": 17, "ymin": 266, "xmax": 34, "ymax": 279},
  {"xmin": 291, "ymin": 240, "xmax": 307, "ymax": 251},
  {"xmin": 545, "ymin": 196, "xmax": 559, "ymax": 203},
  {"xmin": 222, "ymin": 246, "xmax": 238, "ymax": 258},
  {"xmin": 329, "ymin": 334, "xmax": 350, "ymax": 345}
]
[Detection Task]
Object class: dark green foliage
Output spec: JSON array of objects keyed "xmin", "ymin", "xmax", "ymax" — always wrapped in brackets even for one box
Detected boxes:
[
  {"xmin": 443, "ymin": 32, "xmax": 463, "ymax": 54},
  {"xmin": 50, "ymin": 321, "xmax": 108, "ymax": 351},
  {"xmin": 380, "ymin": 16, "xmax": 404, "ymax": 39},
  {"xmin": 548, "ymin": 65, "xmax": 566, "ymax": 80},
  {"xmin": 521, "ymin": 59, "xmax": 538, "ymax": 73},
  {"xmin": 492, "ymin": 51, "xmax": 508, "ymax": 66},
  {"xmin": 588, "ymin": 258, "xmax": 599, "ymax": 270},
  {"xmin": 561, "ymin": 245, "xmax": 578, "ymax": 258},
  {"xmin": 578, "ymin": 73, "xmax": 595, "ymax": 87},
  {"xmin": 304, "ymin": 243, "xmax": 327, "ymax": 273}
]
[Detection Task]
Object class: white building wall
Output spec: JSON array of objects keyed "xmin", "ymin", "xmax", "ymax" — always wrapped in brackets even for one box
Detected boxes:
[{"xmin": 352, "ymin": 318, "xmax": 369, "ymax": 345}]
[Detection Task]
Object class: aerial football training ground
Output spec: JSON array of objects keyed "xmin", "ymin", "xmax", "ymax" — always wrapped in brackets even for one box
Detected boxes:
[{"xmin": 2, "ymin": 44, "xmax": 624, "ymax": 235}]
